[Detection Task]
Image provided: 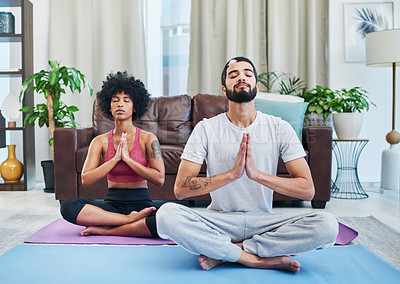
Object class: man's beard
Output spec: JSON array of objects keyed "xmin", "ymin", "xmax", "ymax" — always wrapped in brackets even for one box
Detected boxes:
[{"xmin": 226, "ymin": 85, "xmax": 257, "ymax": 103}]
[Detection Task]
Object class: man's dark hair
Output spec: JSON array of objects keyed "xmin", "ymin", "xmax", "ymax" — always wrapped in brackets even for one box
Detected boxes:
[
  {"xmin": 97, "ymin": 71, "xmax": 150, "ymax": 121},
  {"xmin": 220, "ymin": 56, "xmax": 258, "ymax": 87}
]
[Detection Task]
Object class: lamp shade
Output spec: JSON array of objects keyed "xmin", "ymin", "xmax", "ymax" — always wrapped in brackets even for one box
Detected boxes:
[{"xmin": 366, "ymin": 29, "xmax": 400, "ymax": 67}]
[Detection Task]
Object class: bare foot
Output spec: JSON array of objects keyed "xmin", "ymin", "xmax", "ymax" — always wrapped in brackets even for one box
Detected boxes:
[
  {"xmin": 240, "ymin": 254, "xmax": 301, "ymax": 273},
  {"xmin": 127, "ymin": 207, "xmax": 156, "ymax": 223},
  {"xmin": 198, "ymin": 255, "xmax": 224, "ymax": 271},
  {"xmin": 81, "ymin": 226, "xmax": 113, "ymax": 236}
]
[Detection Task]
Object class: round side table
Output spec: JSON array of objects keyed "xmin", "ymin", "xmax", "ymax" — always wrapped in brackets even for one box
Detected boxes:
[{"xmin": 331, "ymin": 139, "xmax": 369, "ymax": 199}]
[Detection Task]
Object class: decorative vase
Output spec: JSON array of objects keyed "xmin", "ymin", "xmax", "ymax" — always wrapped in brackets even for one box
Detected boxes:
[
  {"xmin": 333, "ymin": 112, "xmax": 363, "ymax": 139},
  {"xmin": 0, "ymin": 145, "xmax": 23, "ymax": 183},
  {"xmin": 0, "ymin": 12, "xmax": 15, "ymax": 34},
  {"xmin": 304, "ymin": 113, "xmax": 333, "ymax": 127}
]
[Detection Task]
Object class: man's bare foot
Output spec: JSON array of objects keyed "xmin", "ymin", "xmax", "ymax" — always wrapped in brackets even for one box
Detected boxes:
[
  {"xmin": 81, "ymin": 226, "xmax": 113, "ymax": 236},
  {"xmin": 199, "ymin": 253, "xmax": 300, "ymax": 273},
  {"xmin": 198, "ymin": 255, "xmax": 224, "ymax": 271},
  {"xmin": 127, "ymin": 207, "xmax": 156, "ymax": 223},
  {"xmin": 240, "ymin": 254, "xmax": 301, "ymax": 273}
]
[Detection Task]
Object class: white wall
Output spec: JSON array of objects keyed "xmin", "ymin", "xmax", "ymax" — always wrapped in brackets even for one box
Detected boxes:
[
  {"xmin": 328, "ymin": 0, "xmax": 400, "ymax": 183},
  {"xmin": 31, "ymin": 0, "xmax": 51, "ymax": 182}
]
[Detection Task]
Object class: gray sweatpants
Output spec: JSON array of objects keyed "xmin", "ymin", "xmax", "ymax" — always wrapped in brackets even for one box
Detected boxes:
[{"xmin": 156, "ymin": 203, "xmax": 338, "ymax": 263}]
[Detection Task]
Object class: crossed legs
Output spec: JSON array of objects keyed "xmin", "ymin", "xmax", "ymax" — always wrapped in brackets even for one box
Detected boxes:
[
  {"xmin": 156, "ymin": 203, "xmax": 338, "ymax": 272},
  {"xmin": 60, "ymin": 198, "xmax": 156, "ymax": 237}
]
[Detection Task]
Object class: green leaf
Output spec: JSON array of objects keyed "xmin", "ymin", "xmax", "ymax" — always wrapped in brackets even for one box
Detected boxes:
[
  {"xmin": 48, "ymin": 70, "xmax": 60, "ymax": 86},
  {"xmin": 19, "ymin": 106, "xmax": 35, "ymax": 112},
  {"xmin": 38, "ymin": 115, "xmax": 48, "ymax": 127},
  {"xmin": 67, "ymin": 105, "xmax": 79, "ymax": 112},
  {"xmin": 48, "ymin": 60, "xmax": 60, "ymax": 70}
]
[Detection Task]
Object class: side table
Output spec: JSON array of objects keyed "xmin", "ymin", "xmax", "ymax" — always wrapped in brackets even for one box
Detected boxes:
[{"xmin": 331, "ymin": 139, "xmax": 369, "ymax": 199}]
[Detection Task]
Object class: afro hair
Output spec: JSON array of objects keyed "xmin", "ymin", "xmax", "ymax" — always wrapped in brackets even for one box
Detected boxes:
[{"xmin": 97, "ymin": 71, "xmax": 150, "ymax": 121}]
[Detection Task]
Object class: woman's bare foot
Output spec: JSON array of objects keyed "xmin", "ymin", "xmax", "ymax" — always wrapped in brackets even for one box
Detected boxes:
[
  {"xmin": 81, "ymin": 226, "xmax": 113, "ymax": 236},
  {"xmin": 127, "ymin": 207, "xmax": 156, "ymax": 223},
  {"xmin": 198, "ymin": 255, "xmax": 224, "ymax": 271}
]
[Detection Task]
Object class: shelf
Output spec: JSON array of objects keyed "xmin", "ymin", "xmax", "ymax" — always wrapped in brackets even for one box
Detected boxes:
[
  {"xmin": 0, "ymin": 69, "xmax": 22, "ymax": 76},
  {"xmin": 0, "ymin": 0, "xmax": 22, "ymax": 8},
  {"xmin": 0, "ymin": 182, "xmax": 25, "ymax": 191},
  {"xmin": 0, "ymin": 0, "xmax": 35, "ymax": 191},
  {"xmin": 0, "ymin": 34, "xmax": 22, "ymax": 42},
  {"xmin": 0, "ymin": 127, "xmax": 24, "ymax": 130}
]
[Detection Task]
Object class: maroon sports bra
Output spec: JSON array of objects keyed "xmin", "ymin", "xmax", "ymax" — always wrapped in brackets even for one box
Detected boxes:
[{"xmin": 103, "ymin": 128, "xmax": 149, "ymax": 182}]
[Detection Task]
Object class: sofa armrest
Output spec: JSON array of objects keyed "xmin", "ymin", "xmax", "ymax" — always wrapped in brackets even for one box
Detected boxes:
[
  {"xmin": 54, "ymin": 127, "xmax": 94, "ymax": 200},
  {"xmin": 303, "ymin": 126, "xmax": 332, "ymax": 204}
]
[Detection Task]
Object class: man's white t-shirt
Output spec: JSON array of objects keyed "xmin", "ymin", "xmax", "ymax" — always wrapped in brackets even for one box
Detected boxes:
[{"xmin": 181, "ymin": 111, "xmax": 306, "ymax": 214}]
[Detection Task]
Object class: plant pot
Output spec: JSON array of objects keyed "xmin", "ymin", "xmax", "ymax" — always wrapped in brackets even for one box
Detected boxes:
[
  {"xmin": 304, "ymin": 113, "xmax": 332, "ymax": 127},
  {"xmin": 41, "ymin": 160, "xmax": 54, "ymax": 193},
  {"xmin": 333, "ymin": 113, "xmax": 363, "ymax": 139}
]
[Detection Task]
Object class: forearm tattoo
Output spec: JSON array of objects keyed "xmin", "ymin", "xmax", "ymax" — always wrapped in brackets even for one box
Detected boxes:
[
  {"xmin": 150, "ymin": 140, "xmax": 162, "ymax": 161},
  {"xmin": 182, "ymin": 177, "xmax": 211, "ymax": 190}
]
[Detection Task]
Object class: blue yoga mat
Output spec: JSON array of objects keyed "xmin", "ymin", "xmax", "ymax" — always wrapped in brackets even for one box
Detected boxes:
[{"xmin": 0, "ymin": 244, "xmax": 399, "ymax": 283}]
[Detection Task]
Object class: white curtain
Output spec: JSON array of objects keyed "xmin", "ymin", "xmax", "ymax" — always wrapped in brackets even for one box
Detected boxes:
[
  {"xmin": 187, "ymin": 0, "xmax": 267, "ymax": 96},
  {"xmin": 267, "ymin": 0, "xmax": 328, "ymax": 88},
  {"xmin": 48, "ymin": 0, "xmax": 147, "ymax": 127}
]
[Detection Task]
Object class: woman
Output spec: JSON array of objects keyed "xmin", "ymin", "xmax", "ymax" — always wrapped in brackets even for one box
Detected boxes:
[{"xmin": 60, "ymin": 71, "xmax": 165, "ymax": 238}]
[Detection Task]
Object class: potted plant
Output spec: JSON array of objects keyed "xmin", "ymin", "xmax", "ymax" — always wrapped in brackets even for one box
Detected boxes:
[
  {"xmin": 19, "ymin": 60, "xmax": 93, "ymax": 192},
  {"xmin": 258, "ymin": 71, "xmax": 306, "ymax": 96},
  {"xmin": 300, "ymin": 85, "xmax": 336, "ymax": 126},
  {"xmin": 329, "ymin": 87, "xmax": 375, "ymax": 139}
]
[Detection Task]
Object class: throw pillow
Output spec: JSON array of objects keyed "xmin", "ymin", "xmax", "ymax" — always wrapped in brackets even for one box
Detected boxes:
[
  {"xmin": 257, "ymin": 92, "xmax": 305, "ymax": 102},
  {"xmin": 254, "ymin": 98, "xmax": 308, "ymax": 141}
]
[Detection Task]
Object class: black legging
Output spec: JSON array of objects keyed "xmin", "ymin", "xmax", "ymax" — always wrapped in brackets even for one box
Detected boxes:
[{"xmin": 60, "ymin": 188, "xmax": 158, "ymax": 237}]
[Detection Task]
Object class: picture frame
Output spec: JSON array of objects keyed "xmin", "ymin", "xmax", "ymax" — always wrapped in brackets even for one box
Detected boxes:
[{"xmin": 344, "ymin": 2, "xmax": 394, "ymax": 62}]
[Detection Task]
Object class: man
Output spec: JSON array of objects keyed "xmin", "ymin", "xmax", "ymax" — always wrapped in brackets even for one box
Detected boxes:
[{"xmin": 156, "ymin": 57, "xmax": 338, "ymax": 272}]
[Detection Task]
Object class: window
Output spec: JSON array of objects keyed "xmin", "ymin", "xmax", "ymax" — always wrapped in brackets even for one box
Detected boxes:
[{"xmin": 145, "ymin": 0, "xmax": 191, "ymax": 97}]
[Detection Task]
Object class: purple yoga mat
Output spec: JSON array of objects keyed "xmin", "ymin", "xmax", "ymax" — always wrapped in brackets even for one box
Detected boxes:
[
  {"xmin": 335, "ymin": 222, "xmax": 358, "ymax": 245},
  {"xmin": 25, "ymin": 219, "xmax": 175, "ymax": 245},
  {"xmin": 26, "ymin": 219, "xmax": 356, "ymax": 247}
]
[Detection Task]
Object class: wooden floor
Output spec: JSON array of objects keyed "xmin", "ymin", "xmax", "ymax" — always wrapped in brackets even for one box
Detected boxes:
[{"xmin": 1, "ymin": 183, "xmax": 399, "ymax": 233}]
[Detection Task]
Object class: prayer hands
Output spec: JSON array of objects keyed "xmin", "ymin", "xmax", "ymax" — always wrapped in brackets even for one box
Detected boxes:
[
  {"xmin": 231, "ymin": 133, "xmax": 258, "ymax": 180},
  {"xmin": 115, "ymin": 132, "xmax": 129, "ymax": 162},
  {"xmin": 120, "ymin": 132, "xmax": 130, "ymax": 162}
]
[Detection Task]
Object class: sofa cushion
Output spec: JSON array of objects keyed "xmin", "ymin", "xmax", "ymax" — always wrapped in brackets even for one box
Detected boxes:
[
  {"xmin": 136, "ymin": 95, "xmax": 192, "ymax": 145},
  {"xmin": 92, "ymin": 99, "xmax": 115, "ymax": 136},
  {"xmin": 161, "ymin": 144, "xmax": 184, "ymax": 174},
  {"xmin": 254, "ymin": 98, "xmax": 308, "ymax": 141},
  {"xmin": 76, "ymin": 147, "xmax": 89, "ymax": 174},
  {"xmin": 192, "ymin": 94, "xmax": 229, "ymax": 127},
  {"xmin": 93, "ymin": 96, "xmax": 192, "ymax": 146}
]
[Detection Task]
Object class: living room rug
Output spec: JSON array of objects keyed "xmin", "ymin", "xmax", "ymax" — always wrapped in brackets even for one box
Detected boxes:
[
  {"xmin": 0, "ymin": 244, "xmax": 399, "ymax": 283},
  {"xmin": 338, "ymin": 215, "xmax": 400, "ymax": 270},
  {"xmin": 24, "ymin": 218, "xmax": 175, "ymax": 245}
]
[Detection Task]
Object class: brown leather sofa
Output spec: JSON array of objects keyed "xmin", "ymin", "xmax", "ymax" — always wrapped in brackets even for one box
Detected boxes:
[{"xmin": 54, "ymin": 94, "xmax": 332, "ymax": 208}]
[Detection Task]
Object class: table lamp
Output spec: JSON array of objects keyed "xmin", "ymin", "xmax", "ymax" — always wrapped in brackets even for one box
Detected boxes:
[{"xmin": 366, "ymin": 29, "xmax": 400, "ymax": 190}]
